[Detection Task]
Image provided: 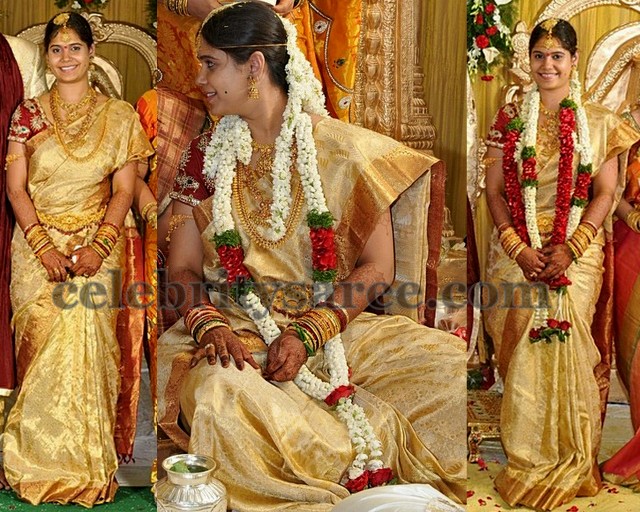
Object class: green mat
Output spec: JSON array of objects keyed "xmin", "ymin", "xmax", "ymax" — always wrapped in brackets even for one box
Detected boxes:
[{"xmin": 0, "ymin": 486, "xmax": 155, "ymax": 510}]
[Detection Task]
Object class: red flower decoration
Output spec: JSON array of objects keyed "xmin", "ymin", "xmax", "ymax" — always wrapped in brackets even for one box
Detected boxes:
[
  {"xmin": 559, "ymin": 320, "xmax": 571, "ymax": 331},
  {"xmin": 310, "ymin": 227, "xmax": 337, "ymax": 271},
  {"xmin": 486, "ymin": 26, "xmax": 498, "ymax": 37},
  {"xmin": 452, "ymin": 326, "xmax": 468, "ymax": 341},
  {"xmin": 475, "ymin": 13, "xmax": 484, "ymax": 25},
  {"xmin": 324, "ymin": 385, "xmax": 355, "ymax": 407},
  {"xmin": 529, "ymin": 328, "xmax": 541, "ymax": 340},
  {"xmin": 217, "ymin": 245, "xmax": 251, "ymax": 283},
  {"xmin": 480, "ymin": 75, "xmax": 494, "ymax": 81},
  {"xmin": 369, "ymin": 467, "xmax": 394, "ymax": 487},
  {"xmin": 478, "ymin": 498, "xmax": 487, "ymax": 506},
  {"xmin": 485, "ymin": 3, "xmax": 496, "ymax": 14},
  {"xmin": 547, "ymin": 319, "xmax": 559, "ymax": 329},
  {"xmin": 566, "ymin": 506, "xmax": 579, "ymax": 512},
  {"xmin": 345, "ymin": 471, "xmax": 369, "ymax": 493},
  {"xmin": 467, "ymin": 490, "xmax": 476, "ymax": 498},
  {"xmin": 475, "ymin": 35, "xmax": 490, "ymax": 49},
  {"xmin": 548, "ymin": 274, "xmax": 571, "ymax": 289}
]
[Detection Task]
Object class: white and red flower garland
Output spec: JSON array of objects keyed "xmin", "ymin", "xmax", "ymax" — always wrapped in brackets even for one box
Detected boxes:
[
  {"xmin": 501, "ymin": 78, "xmax": 593, "ymax": 343},
  {"xmin": 200, "ymin": 13, "xmax": 393, "ymax": 492}
]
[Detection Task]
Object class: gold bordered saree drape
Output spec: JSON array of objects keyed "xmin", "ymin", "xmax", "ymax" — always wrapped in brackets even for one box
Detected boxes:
[
  {"xmin": 3, "ymin": 97, "xmax": 152, "ymax": 506},
  {"xmin": 484, "ymin": 103, "xmax": 639, "ymax": 510},
  {"xmin": 159, "ymin": 118, "xmax": 467, "ymax": 511}
]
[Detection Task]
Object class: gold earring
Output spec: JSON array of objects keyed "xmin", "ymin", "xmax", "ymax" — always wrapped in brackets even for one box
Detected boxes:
[{"xmin": 248, "ymin": 75, "xmax": 259, "ymax": 100}]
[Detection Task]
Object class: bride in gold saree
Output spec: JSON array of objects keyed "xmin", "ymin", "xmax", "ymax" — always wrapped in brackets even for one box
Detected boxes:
[
  {"xmin": 158, "ymin": 2, "xmax": 465, "ymax": 511},
  {"xmin": 483, "ymin": 19, "xmax": 638, "ymax": 510},
  {"xmin": 1, "ymin": 12, "xmax": 152, "ymax": 506}
]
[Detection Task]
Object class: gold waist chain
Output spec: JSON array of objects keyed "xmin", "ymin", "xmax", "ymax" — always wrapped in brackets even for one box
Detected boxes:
[{"xmin": 37, "ymin": 206, "xmax": 107, "ymax": 234}]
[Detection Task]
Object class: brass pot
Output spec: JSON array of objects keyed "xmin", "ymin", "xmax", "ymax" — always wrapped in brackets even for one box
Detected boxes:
[{"xmin": 156, "ymin": 454, "xmax": 227, "ymax": 512}]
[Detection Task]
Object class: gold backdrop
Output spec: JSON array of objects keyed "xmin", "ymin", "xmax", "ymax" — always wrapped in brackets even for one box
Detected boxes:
[
  {"xmin": 472, "ymin": 0, "xmax": 640, "ymax": 138},
  {"xmin": 0, "ymin": 0, "xmax": 153, "ymax": 105},
  {"xmin": 422, "ymin": 0, "xmax": 467, "ymax": 236}
]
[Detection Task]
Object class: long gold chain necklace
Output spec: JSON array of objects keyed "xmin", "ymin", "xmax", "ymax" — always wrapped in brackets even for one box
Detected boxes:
[
  {"xmin": 50, "ymin": 85, "xmax": 103, "ymax": 161},
  {"xmin": 240, "ymin": 140, "xmax": 277, "ymax": 226},
  {"xmin": 537, "ymin": 101, "xmax": 560, "ymax": 160},
  {"xmin": 233, "ymin": 142, "xmax": 304, "ymax": 249}
]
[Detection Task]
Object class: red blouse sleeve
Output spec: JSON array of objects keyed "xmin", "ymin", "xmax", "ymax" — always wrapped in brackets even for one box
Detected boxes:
[
  {"xmin": 486, "ymin": 103, "xmax": 519, "ymax": 149},
  {"xmin": 170, "ymin": 131, "xmax": 214, "ymax": 206},
  {"xmin": 8, "ymin": 99, "xmax": 50, "ymax": 143}
]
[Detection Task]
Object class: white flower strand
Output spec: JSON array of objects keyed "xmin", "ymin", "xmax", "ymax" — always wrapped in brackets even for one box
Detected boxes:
[
  {"xmin": 518, "ymin": 89, "xmax": 542, "ymax": 249},
  {"xmin": 567, "ymin": 72, "xmax": 593, "ymax": 239},
  {"xmin": 203, "ymin": 14, "xmax": 384, "ymax": 484},
  {"xmin": 516, "ymin": 81, "xmax": 592, "ymax": 250}
]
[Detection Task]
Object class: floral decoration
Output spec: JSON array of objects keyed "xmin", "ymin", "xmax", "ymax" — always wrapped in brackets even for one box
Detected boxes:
[
  {"xmin": 529, "ymin": 318, "xmax": 572, "ymax": 343},
  {"xmin": 467, "ymin": 0, "xmax": 516, "ymax": 80},
  {"xmin": 501, "ymin": 74, "xmax": 593, "ymax": 343},
  {"xmin": 201, "ymin": 11, "xmax": 392, "ymax": 493},
  {"xmin": 54, "ymin": 0, "xmax": 110, "ymax": 12}
]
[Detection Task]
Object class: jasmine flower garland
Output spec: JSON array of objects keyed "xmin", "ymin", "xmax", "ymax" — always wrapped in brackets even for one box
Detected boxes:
[
  {"xmin": 201, "ymin": 13, "xmax": 392, "ymax": 492},
  {"xmin": 502, "ymin": 75, "xmax": 592, "ymax": 343}
]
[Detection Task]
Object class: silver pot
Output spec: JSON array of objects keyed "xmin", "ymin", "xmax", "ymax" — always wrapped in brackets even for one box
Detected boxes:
[{"xmin": 156, "ymin": 454, "xmax": 228, "ymax": 512}]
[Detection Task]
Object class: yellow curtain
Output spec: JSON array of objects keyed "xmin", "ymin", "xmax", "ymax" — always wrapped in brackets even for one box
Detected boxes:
[
  {"xmin": 0, "ymin": 0, "xmax": 153, "ymax": 105},
  {"xmin": 472, "ymin": 0, "xmax": 640, "ymax": 139},
  {"xmin": 422, "ymin": 0, "xmax": 467, "ymax": 236}
]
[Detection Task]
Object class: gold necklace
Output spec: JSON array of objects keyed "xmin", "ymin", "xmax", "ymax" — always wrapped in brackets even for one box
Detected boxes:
[
  {"xmin": 233, "ymin": 154, "xmax": 304, "ymax": 249},
  {"xmin": 537, "ymin": 101, "xmax": 560, "ymax": 159},
  {"xmin": 53, "ymin": 86, "xmax": 96, "ymax": 123},
  {"xmin": 50, "ymin": 85, "xmax": 104, "ymax": 161},
  {"xmin": 239, "ymin": 140, "xmax": 278, "ymax": 226}
]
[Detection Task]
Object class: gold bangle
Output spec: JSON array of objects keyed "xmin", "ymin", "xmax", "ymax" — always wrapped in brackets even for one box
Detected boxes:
[
  {"xmin": 581, "ymin": 220, "xmax": 598, "ymax": 235},
  {"xmin": 166, "ymin": 0, "xmax": 189, "ymax": 16},
  {"xmin": 625, "ymin": 210, "xmax": 640, "ymax": 232}
]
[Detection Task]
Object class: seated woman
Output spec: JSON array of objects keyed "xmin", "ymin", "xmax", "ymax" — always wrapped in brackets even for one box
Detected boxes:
[
  {"xmin": 158, "ymin": 2, "xmax": 466, "ymax": 510},
  {"xmin": 600, "ymin": 106, "xmax": 640, "ymax": 490},
  {"xmin": 1, "ymin": 12, "xmax": 153, "ymax": 505}
]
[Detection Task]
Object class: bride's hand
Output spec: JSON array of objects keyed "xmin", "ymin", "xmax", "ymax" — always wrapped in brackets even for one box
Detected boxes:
[
  {"xmin": 263, "ymin": 330, "xmax": 308, "ymax": 382},
  {"xmin": 190, "ymin": 326, "xmax": 260, "ymax": 370},
  {"xmin": 537, "ymin": 244, "xmax": 573, "ymax": 281},
  {"xmin": 40, "ymin": 248, "xmax": 73, "ymax": 282},
  {"xmin": 515, "ymin": 246, "xmax": 545, "ymax": 281}
]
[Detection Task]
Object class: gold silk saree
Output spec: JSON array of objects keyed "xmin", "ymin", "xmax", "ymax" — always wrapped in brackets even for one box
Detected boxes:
[
  {"xmin": 3, "ymin": 97, "xmax": 152, "ymax": 506},
  {"xmin": 484, "ymin": 102, "xmax": 639, "ymax": 510},
  {"xmin": 159, "ymin": 118, "xmax": 466, "ymax": 510}
]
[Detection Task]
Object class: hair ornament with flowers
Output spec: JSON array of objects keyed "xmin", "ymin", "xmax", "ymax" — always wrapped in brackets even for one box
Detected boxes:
[
  {"xmin": 501, "ymin": 55, "xmax": 593, "ymax": 344},
  {"xmin": 199, "ymin": 3, "xmax": 393, "ymax": 493}
]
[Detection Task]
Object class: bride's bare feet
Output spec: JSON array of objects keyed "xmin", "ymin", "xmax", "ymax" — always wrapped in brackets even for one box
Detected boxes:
[{"xmin": 0, "ymin": 467, "xmax": 10, "ymax": 490}]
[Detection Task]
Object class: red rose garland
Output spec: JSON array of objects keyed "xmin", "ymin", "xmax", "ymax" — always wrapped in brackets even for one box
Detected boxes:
[
  {"xmin": 213, "ymin": 211, "xmax": 394, "ymax": 491},
  {"xmin": 502, "ymin": 98, "xmax": 592, "ymax": 342}
]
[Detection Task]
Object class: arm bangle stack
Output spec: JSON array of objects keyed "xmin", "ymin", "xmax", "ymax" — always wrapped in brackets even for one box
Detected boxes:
[
  {"xmin": 141, "ymin": 201, "xmax": 157, "ymax": 229},
  {"xmin": 625, "ymin": 210, "xmax": 640, "ymax": 232},
  {"xmin": 25, "ymin": 223, "xmax": 55, "ymax": 259},
  {"xmin": 565, "ymin": 222, "xmax": 597, "ymax": 260},
  {"xmin": 165, "ymin": 0, "xmax": 189, "ymax": 16},
  {"xmin": 289, "ymin": 307, "xmax": 342, "ymax": 355},
  {"xmin": 90, "ymin": 222, "xmax": 120, "ymax": 260},
  {"xmin": 184, "ymin": 303, "xmax": 231, "ymax": 345},
  {"xmin": 499, "ymin": 226, "xmax": 527, "ymax": 260}
]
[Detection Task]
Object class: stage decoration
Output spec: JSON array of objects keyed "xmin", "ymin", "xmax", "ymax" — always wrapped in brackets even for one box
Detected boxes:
[
  {"xmin": 54, "ymin": 0, "xmax": 110, "ymax": 12},
  {"xmin": 467, "ymin": 0, "xmax": 516, "ymax": 80}
]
